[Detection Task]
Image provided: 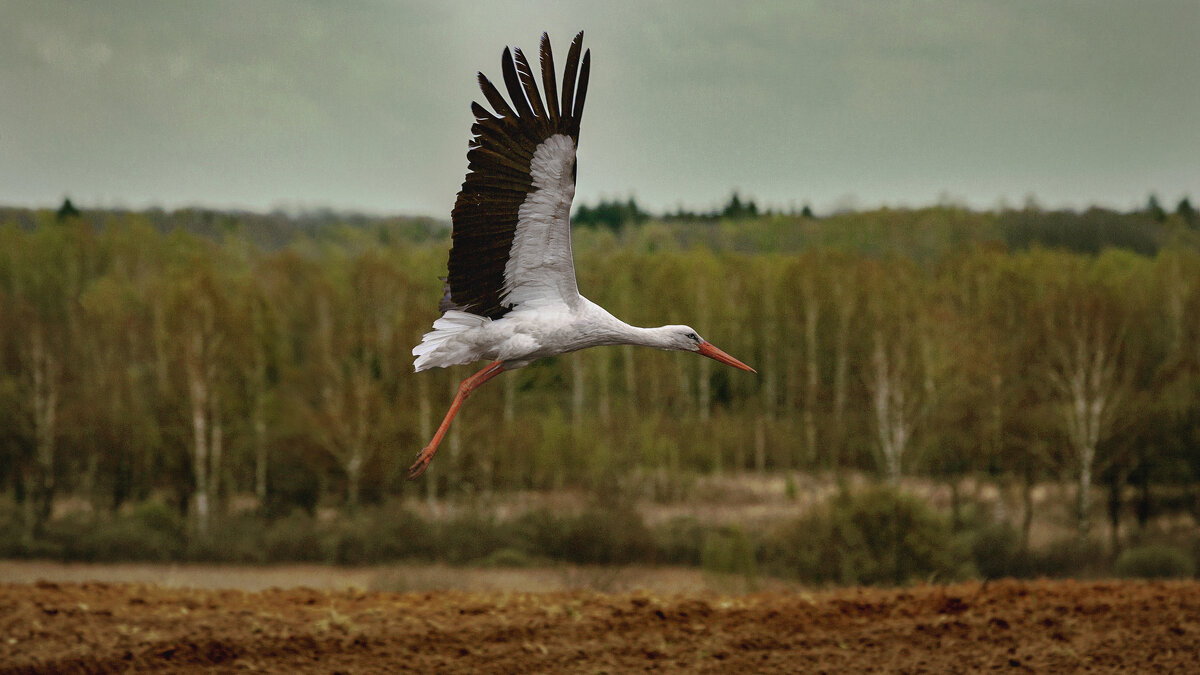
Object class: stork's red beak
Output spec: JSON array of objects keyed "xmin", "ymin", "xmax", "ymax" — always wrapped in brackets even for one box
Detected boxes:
[{"xmin": 697, "ymin": 341, "xmax": 756, "ymax": 373}]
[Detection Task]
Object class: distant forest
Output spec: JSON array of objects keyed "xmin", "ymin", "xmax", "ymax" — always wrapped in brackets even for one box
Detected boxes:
[{"xmin": 2, "ymin": 195, "xmax": 1200, "ymax": 551}]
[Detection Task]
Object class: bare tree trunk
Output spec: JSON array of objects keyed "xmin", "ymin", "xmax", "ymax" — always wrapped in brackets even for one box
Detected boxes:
[
  {"xmin": 760, "ymin": 283, "xmax": 777, "ymax": 425},
  {"xmin": 869, "ymin": 329, "xmax": 911, "ymax": 487},
  {"xmin": 345, "ymin": 450, "xmax": 363, "ymax": 512},
  {"xmin": 1020, "ymin": 467, "xmax": 1035, "ymax": 553},
  {"xmin": 831, "ymin": 278, "xmax": 853, "ymax": 473},
  {"xmin": 1162, "ymin": 254, "xmax": 1190, "ymax": 359},
  {"xmin": 208, "ymin": 387, "xmax": 223, "ymax": 518},
  {"xmin": 345, "ymin": 369, "xmax": 371, "ymax": 513},
  {"xmin": 801, "ymin": 274, "xmax": 820, "ymax": 466},
  {"xmin": 253, "ymin": 387, "xmax": 268, "ymax": 506},
  {"xmin": 250, "ymin": 312, "xmax": 270, "ymax": 508},
  {"xmin": 1078, "ymin": 445, "xmax": 1095, "ymax": 539},
  {"xmin": 152, "ymin": 299, "xmax": 171, "ymax": 397},
  {"xmin": 1107, "ymin": 468, "xmax": 1126, "ymax": 555},
  {"xmin": 1046, "ymin": 307, "xmax": 1121, "ymax": 540},
  {"xmin": 27, "ymin": 327, "xmax": 60, "ymax": 537},
  {"xmin": 186, "ymin": 331, "xmax": 210, "ymax": 535}
]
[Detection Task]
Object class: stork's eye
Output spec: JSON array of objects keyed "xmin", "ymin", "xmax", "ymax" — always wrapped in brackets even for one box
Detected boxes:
[{"xmin": 685, "ymin": 332, "xmax": 700, "ymax": 342}]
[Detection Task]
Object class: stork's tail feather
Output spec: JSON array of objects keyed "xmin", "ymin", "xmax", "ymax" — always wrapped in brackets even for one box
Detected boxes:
[{"xmin": 412, "ymin": 310, "xmax": 490, "ymax": 372}]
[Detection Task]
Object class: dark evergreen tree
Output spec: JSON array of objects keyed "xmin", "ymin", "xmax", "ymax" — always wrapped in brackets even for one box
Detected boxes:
[
  {"xmin": 1146, "ymin": 194, "xmax": 1167, "ymax": 223},
  {"xmin": 55, "ymin": 197, "xmax": 80, "ymax": 221},
  {"xmin": 1176, "ymin": 197, "xmax": 1196, "ymax": 226}
]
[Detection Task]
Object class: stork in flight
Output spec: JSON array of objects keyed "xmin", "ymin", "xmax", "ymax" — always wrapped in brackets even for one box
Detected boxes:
[{"xmin": 409, "ymin": 31, "xmax": 755, "ymax": 479}]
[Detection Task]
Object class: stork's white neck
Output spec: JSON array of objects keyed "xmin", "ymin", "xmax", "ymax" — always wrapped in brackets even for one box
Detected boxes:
[
  {"xmin": 578, "ymin": 301, "xmax": 692, "ymax": 351},
  {"xmin": 623, "ymin": 324, "xmax": 685, "ymax": 350}
]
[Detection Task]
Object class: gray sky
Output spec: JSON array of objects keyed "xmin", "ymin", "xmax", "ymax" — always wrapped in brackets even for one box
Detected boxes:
[{"xmin": 1, "ymin": 1, "xmax": 1196, "ymax": 217}]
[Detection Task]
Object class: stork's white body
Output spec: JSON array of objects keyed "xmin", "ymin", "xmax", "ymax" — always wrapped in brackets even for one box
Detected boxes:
[
  {"xmin": 415, "ymin": 301, "xmax": 691, "ymax": 372},
  {"xmin": 407, "ymin": 33, "xmax": 753, "ymax": 478}
]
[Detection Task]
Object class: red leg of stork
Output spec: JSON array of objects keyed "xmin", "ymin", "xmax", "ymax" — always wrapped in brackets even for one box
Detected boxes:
[{"xmin": 408, "ymin": 360, "xmax": 505, "ymax": 479}]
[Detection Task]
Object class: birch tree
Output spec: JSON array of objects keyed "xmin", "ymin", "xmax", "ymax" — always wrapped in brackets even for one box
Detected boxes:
[
  {"xmin": 172, "ymin": 272, "xmax": 226, "ymax": 535},
  {"xmin": 1034, "ymin": 251, "xmax": 1132, "ymax": 539},
  {"xmin": 862, "ymin": 261, "xmax": 926, "ymax": 485},
  {"xmin": 828, "ymin": 258, "xmax": 858, "ymax": 473}
]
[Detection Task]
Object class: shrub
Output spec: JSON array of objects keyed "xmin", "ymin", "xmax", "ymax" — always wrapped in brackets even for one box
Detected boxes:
[
  {"xmin": 44, "ymin": 502, "xmax": 187, "ymax": 563},
  {"xmin": 472, "ymin": 547, "xmax": 540, "ymax": 568},
  {"xmin": 701, "ymin": 526, "xmax": 758, "ymax": 585},
  {"xmin": 322, "ymin": 515, "xmax": 374, "ymax": 565},
  {"xmin": 1021, "ymin": 536, "xmax": 1107, "ymax": 579},
  {"xmin": 82, "ymin": 518, "xmax": 184, "ymax": 562},
  {"xmin": 0, "ymin": 497, "xmax": 27, "ymax": 557},
  {"xmin": 131, "ymin": 500, "xmax": 184, "ymax": 535},
  {"xmin": 262, "ymin": 510, "xmax": 323, "ymax": 562},
  {"xmin": 36, "ymin": 514, "xmax": 89, "ymax": 560},
  {"xmin": 763, "ymin": 485, "xmax": 973, "ymax": 586},
  {"xmin": 373, "ymin": 505, "xmax": 438, "ymax": 561},
  {"xmin": 436, "ymin": 511, "xmax": 508, "ymax": 564},
  {"xmin": 966, "ymin": 521, "xmax": 1026, "ymax": 579},
  {"xmin": 654, "ymin": 516, "xmax": 707, "ymax": 566},
  {"xmin": 191, "ymin": 515, "xmax": 268, "ymax": 563},
  {"xmin": 507, "ymin": 507, "xmax": 570, "ymax": 560},
  {"xmin": 1115, "ymin": 545, "xmax": 1196, "ymax": 579},
  {"xmin": 562, "ymin": 505, "xmax": 654, "ymax": 565}
]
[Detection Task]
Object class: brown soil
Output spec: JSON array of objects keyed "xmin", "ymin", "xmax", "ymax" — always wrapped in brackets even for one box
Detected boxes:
[{"xmin": 2, "ymin": 578, "xmax": 1198, "ymax": 673}]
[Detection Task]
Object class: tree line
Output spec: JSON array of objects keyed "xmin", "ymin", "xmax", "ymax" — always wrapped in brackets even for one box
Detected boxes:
[{"xmin": 2, "ymin": 203, "xmax": 1199, "ymax": 549}]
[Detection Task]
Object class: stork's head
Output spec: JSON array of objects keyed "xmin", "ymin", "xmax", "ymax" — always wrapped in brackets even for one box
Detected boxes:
[{"xmin": 665, "ymin": 325, "xmax": 756, "ymax": 373}]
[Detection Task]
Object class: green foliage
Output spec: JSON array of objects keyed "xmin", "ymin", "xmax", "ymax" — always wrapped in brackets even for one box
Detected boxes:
[
  {"xmin": 1, "ymin": 203, "xmax": 1200, "ymax": 571},
  {"xmin": 471, "ymin": 547, "xmax": 540, "ymax": 568},
  {"xmin": 1019, "ymin": 537, "xmax": 1109, "ymax": 579},
  {"xmin": 190, "ymin": 515, "xmax": 269, "ymax": 563},
  {"xmin": 763, "ymin": 486, "xmax": 974, "ymax": 586},
  {"xmin": 436, "ymin": 511, "xmax": 510, "ymax": 564},
  {"xmin": 37, "ymin": 503, "xmax": 186, "ymax": 562},
  {"xmin": 508, "ymin": 507, "xmax": 571, "ymax": 560},
  {"xmin": 55, "ymin": 198, "xmax": 80, "ymax": 222},
  {"xmin": 372, "ymin": 504, "xmax": 438, "ymax": 560},
  {"xmin": 1177, "ymin": 197, "xmax": 1197, "ymax": 226},
  {"xmin": 999, "ymin": 207, "xmax": 1162, "ymax": 255},
  {"xmin": 1114, "ymin": 544, "xmax": 1196, "ymax": 579},
  {"xmin": 262, "ymin": 511, "xmax": 324, "ymax": 562},
  {"xmin": 964, "ymin": 521, "xmax": 1027, "ymax": 580},
  {"xmin": 700, "ymin": 526, "xmax": 758, "ymax": 587},
  {"xmin": 562, "ymin": 505, "xmax": 656, "ymax": 565},
  {"xmin": 654, "ymin": 516, "xmax": 707, "ymax": 566},
  {"xmin": 322, "ymin": 515, "xmax": 376, "ymax": 565},
  {"xmin": 0, "ymin": 497, "xmax": 27, "ymax": 557},
  {"xmin": 573, "ymin": 197, "xmax": 649, "ymax": 231}
]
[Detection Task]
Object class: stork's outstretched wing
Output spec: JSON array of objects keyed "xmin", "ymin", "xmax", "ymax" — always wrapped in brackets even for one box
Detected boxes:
[{"xmin": 446, "ymin": 31, "xmax": 591, "ymax": 319}]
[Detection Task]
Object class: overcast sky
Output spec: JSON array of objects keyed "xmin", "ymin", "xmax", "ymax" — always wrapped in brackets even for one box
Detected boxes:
[{"xmin": 1, "ymin": 1, "xmax": 1196, "ymax": 217}]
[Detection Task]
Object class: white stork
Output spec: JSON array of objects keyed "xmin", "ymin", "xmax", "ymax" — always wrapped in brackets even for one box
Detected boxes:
[{"xmin": 409, "ymin": 31, "xmax": 755, "ymax": 479}]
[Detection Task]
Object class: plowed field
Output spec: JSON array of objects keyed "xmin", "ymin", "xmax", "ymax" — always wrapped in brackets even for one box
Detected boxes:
[{"xmin": 2, "ymin": 577, "xmax": 1198, "ymax": 673}]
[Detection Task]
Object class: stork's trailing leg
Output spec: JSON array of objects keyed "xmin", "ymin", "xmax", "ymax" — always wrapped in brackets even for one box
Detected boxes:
[{"xmin": 408, "ymin": 360, "xmax": 505, "ymax": 479}]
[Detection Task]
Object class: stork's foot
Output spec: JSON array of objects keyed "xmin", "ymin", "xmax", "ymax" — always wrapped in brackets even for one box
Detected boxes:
[{"xmin": 407, "ymin": 446, "xmax": 435, "ymax": 480}]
